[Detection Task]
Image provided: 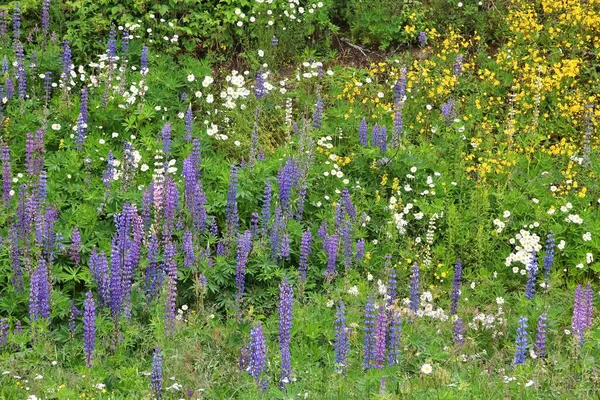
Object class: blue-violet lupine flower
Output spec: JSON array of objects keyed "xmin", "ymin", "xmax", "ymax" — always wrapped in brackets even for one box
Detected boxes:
[
  {"xmin": 525, "ymin": 253, "xmax": 538, "ymax": 300},
  {"xmin": 450, "ymin": 259, "xmax": 462, "ymax": 315},
  {"xmin": 453, "ymin": 317, "xmax": 465, "ymax": 345},
  {"xmin": 334, "ymin": 300, "xmax": 348, "ymax": 374},
  {"xmin": 418, "ymin": 31, "xmax": 426, "ymax": 47},
  {"xmin": 83, "ymin": 291, "xmax": 96, "ymax": 368},
  {"xmin": 534, "ymin": 312, "xmax": 547, "ymax": 359},
  {"xmin": 235, "ymin": 231, "xmax": 253, "ymax": 320},
  {"xmin": 313, "ymin": 94, "xmax": 323, "ymax": 130},
  {"xmin": 543, "ymin": 232, "xmax": 554, "ymax": 287},
  {"xmin": 363, "ymin": 295, "xmax": 376, "ymax": 369},
  {"xmin": 514, "ymin": 316, "xmax": 528, "ymax": 365},
  {"xmin": 248, "ymin": 321, "xmax": 268, "ymax": 390},
  {"xmin": 386, "ymin": 311, "xmax": 402, "ymax": 366},
  {"xmin": 359, "ymin": 118, "xmax": 368, "ymax": 146},
  {"xmin": 374, "ymin": 305, "xmax": 387, "ymax": 369},
  {"xmin": 151, "ymin": 347, "xmax": 163, "ymax": 400}
]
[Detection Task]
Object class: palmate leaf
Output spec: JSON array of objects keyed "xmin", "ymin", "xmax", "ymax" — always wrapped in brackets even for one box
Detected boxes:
[{"xmin": 54, "ymin": 265, "xmax": 88, "ymax": 285}]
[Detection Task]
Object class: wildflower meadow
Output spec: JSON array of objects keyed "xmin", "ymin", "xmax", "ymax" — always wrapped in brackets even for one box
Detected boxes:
[{"xmin": 1, "ymin": 0, "xmax": 600, "ymax": 398}]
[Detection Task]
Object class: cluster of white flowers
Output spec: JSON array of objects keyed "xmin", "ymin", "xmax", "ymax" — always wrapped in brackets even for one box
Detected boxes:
[
  {"xmin": 469, "ymin": 302, "xmax": 506, "ymax": 338},
  {"xmin": 220, "ymin": 70, "xmax": 252, "ymax": 109},
  {"xmin": 317, "ymin": 135, "xmax": 334, "ymax": 149},
  {"xmin": 493, "ymin": 210, "xmax": 511, "ymax": 233},
  {"xmin": 505, "ymin": 229, "xmax": 542, "ymax": 271},
  {"xmin": 397, "ymin": 291, "xmax": 448, "ymax": 321}
]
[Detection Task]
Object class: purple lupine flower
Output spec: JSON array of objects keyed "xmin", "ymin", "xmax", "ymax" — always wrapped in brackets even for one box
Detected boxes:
[
  {"xmin": 317, "ymin": 220, "xmax": 328, "ymax": 240},
  {"xmin": 184, "ymin": 105, "xmax": 193, "ymax": 142},
  {"xmin": 379, "ymin": 377, "xmax": 386, "ymax": 395},
  {"xmin": 341, "ymin": 188, "xmax": 356, "ymax": 219},
  {"xmin": 261, "ymin": 180, "xmax": 272, "ymax": 234},
  {"xmin": 29, "ymin": 258, "xmax": 50, "ymax": 321},
  {"xmin": 80, "ymin": 85, "xmax": 89, "ymax": 124},
  {"xmin": 418, "ymin": 31, "xmax": 426, "ymax": 47},
  {"xmin": 83, "ymin": 291, "xmax": 95, "ymax": 367},
  {"xmin": 182, "ymin": 229, "xmax": 195, "ymax": 268},
  {"xmin": 441, "ymin": 98, "xmax": 456, "ymax": 124},
  {"xmin": 313, "ymin": 94, "xmax": 323, "ymax": 130},
  {"xmin": 386, "ymin": 311, "xmax": 402, "ymax": 366},
  {"xmin": 140, "ymin": 46, "xmax": 149, "ymax": 76},
  {"xmin": 453, "ymin": 317, "xmax": 465, "ymax": 345},
  {"xmin": 61, "ymin": 40, "xmax": 72, "ymax": 81},
  {"xmin": 144, "ymin": 232, "xmax": 163, "ymax": 300},
  {"xmin": 14, "ymin": 320, "xmax": 22, "ymax": 335},
  {"xmin": 325, "ymin": 234, "xmax": 338, "ymax": 278},
  {"xmin": 271, "ymin": 35, "xmax": 279, "ymax": 46},
  {"xmin": 571, "ymin": 285, "xmax": 589, "ymax": 351},
  {"xmin": 191, "ymin": 137, "xmax": 202, "ymax": 180},
  {"xmin": 270, "ymin": 206, "xmax": 285, "ymax": 260},
  {"xmin": 0, "ymin": 10, "xmax": 6, "ymax": 40},
  {"xmin": 534, "ymin": 312, "xmax": 547, "ymax": 359},
  {"xmin": 377, "ymin": 126, "xmax": 387, "ymax": 153},
  {"xmin": 12, "ymin": 3, "xmax": 20, "ymax": 40},
  {"xmin": 334, "ymin": 300, "xmax": 348, "ymax": 374},
  {"xmin": 583, "ymin": 283, "xmax": 593, "ymax": 330},
  {"xmin": 278, "ymin": 278, "xmax": 293, "ymax": 388},
  {"xmin": 450, "ymin": 259, "xmax": 462, "ymax": 315},
  {"xmin": 359, "ymin": 118, "xmax": 368, "ymax": 146},
  {"xmin": 0, "ymin": 318, "xmax": 8, "ymax": 349},
  {"xmin": 514, "ymin": 316, "xmax": 528, "ymax": 365},
  {"xmin": 38, "ymin": 170, "xmax": 47, "ymax": 203},
  {"xmin": 341, "ymin": 219, "xmax": 353, "ymax": 271},
  {"xmin": 107, "ymin": 27, "xmax": 117, "ymax": 61},
  {"xmin": 409, "ymin": 263, "xmax": 420, "ymax": 314},
  {"xmin": 250, "ymin": 212, "xmax": 260, "ymax": 236},
  {"xmin": 374, "ymin": 305, "xmax": 387, "ymax": 369},
  {"xmin": 121, "ymin": 29, "xmax": 129, "ymax": 54},
  {"xmin": 248, "ymin": 322, "xmax": 268, "ymax": 390},
  {"xmin": 103, "ymin": 151, "xmax": 115, "ymax": 190},
  {"xmin": 164, "ymin": 240, "xmax": 178, "ymax": 336},
  {"xmin": 371, "ymin": 124, "xmax": 379, "ymax": 149},
  {"xmin": 333, "ymin": 203, "xmax": 344, "ymax": 232},
  {"xmin": 239, "ymin": 345, "xmax": 249, "ymax": 371},
  {"xmin": 453, "ymin": 55, "xmax": 463, "ymax": 76},
  {"xmin": 161, "ymin": 123, "xmax": 172, "ymax": 155},
  {"xmin": 151, "ymin": 347, "xmax": 163, "ymax": 400},
  {"xmin": 298, "ymin": 229, "xmax": 312, "ymax": 283},
  {"xmin": 254, "ymin": 69, "xmax": 266, "ymax": 100},
  {"xmin": 43, "ymin": 72, "xmax": 53, "ymax": 102},
  {"xmin": 543, "ymin": 233, "xmax": 554, "ymax": 287},
  {"xmin": 363, "ymin": 295, "xmax": 376, "ymax": 370},
  {"xmin": 89, "ymin": 248, "xmax": 110, "ymax": 306},
  {"xmin": 525, "ymin": 253, "xmax": 538, "ymax": 300},
  {"xmin": 280, "ymin": 233, "xmax": 291, "ymax": 261},
  {"xmin": 278, "ymin": 160, "xmax": 294, "ymax": 211},
  {"xmin": 1, "ymin": 143, "xmax": 12, "ymax": 206},
  {"xmin": 386, "ymin": 264, "xmax": 397, "ymax": 308},
  {"xmin": 225, "ymin": 166, "xmax": 239, "ymax": 239},
  {"xmin": 257, "ymin": 148, "xmax": 265, "ymax": 162},
  {"xmin": 163, "ymin": 177, "xmax": 178, "ymax": 238},
  {"xmin": 355, "ymin": 238, "xmax": 365, "ymax": 261},
  {"xmin": 5, "ymin": 78, "xmax": 14, "ymax": 100},
  {"xmin": 15, "ymin": 41, "xmax": 27, "ymax": 99},
  {"xmin": 235, "ymin": 231, "xmax": 253, "ymax": 320},
  {"xmin": 70, "ymin": 226, "xmax": 81, "ymax": 264},
  {"xmin": 74, "ymin": 113, "xmax": 86, "ymax": 150},
  {"xmin": 216, "ymin": 240, "xmax": 225, "ymax": 256}
]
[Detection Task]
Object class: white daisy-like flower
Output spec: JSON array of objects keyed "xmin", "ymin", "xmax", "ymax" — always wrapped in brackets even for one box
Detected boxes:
[{"xmin": 421, "ymin": 363, "xmax": 433, "ymax": 374}]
